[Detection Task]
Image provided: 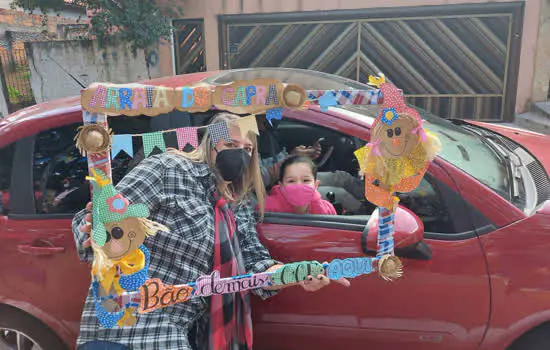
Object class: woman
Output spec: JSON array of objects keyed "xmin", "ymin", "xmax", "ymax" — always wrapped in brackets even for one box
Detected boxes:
[{"xmin": 72, "ymin": 113, "xmax": 346, "ymax": 350}]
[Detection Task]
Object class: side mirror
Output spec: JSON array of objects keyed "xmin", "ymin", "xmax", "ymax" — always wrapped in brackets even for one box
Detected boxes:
[{"xmin": 361, "ymin": 206, "xmax": 432, "ymax": 260}]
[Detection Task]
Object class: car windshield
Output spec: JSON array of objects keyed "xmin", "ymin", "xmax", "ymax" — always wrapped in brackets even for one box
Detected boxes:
[{"xmin": 338, "ymin": 105, "xmax": 511, "ymax": 200}]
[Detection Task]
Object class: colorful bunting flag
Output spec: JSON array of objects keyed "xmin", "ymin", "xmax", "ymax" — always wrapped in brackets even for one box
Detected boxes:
[
  {"xmin": 176, "ymin": 127, "xmax": 199, "ymax": 150},
  {"xmin": 236, "ymin": 115, "xmax": 259, "ymax": 138},
  {"xmin": 317, "ymin": 91, "xmax": 338, "ymax": 112},
  {"xmin": 142, "ymin": 132, "xmax": 166, "ymax": 157},
  {"xmin": 266, "ymin": 108, "xmax": 283, "ymax": 125},
  {"xmin": 207, "ymin": 122, "xmax": 231, "ymax": 146},
  {"xmin": 111, "ymin": 134, "xmax": 134, "ymax": 159}
]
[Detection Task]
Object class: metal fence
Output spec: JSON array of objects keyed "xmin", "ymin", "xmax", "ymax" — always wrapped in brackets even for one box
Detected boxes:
[{"xmin": 0, "ymin": 48, "xmax": 36, "ymax": 114}]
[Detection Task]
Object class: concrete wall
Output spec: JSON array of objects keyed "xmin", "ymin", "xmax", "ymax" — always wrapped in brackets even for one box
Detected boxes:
[
  {"xmin": 532, "ymin": 0, "xmax": 550, "ymax": 103},
  {"xmin": 26, "ymin": 40, "xmax": 162, "ymax": 103},
  {"xmin": 159, "ymin": 0, "xmax": 542, "ymax": 115}
]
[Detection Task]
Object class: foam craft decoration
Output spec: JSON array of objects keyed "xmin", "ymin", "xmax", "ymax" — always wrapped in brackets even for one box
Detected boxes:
[
  {"xmin": 75, "ymin": 124, "xmax": 113, "ymax": 156},
  {"xmin": 82, "ymin": 83, "xmax": 176, "ymax": 116},
  {"xmin": 77, "ymin": 75, "xmax": 421, "ymax": 327},
  {"xmin": 212, "ymin": 78, "xmax": 285, "ymax": 114},
  {"xmin": 175, "ymin": 84, "xmax": 213, "ymax": 113},
  {"xmin": 86, "ymin": 168, "xmax": 169, "ymax": 328},
  {"xmin": 355, "ymin": 74, "xmax": 441, "ymax": 281},
  {"xmin": 80, "ymin": 80, "xmax": 312, "ymax": 116},
  {"xmin": 119, "ymin": 257, "xmax": 379, "ymax": 314}
]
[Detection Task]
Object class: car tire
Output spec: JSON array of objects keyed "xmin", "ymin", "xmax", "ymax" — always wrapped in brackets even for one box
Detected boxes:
[
  {"xmin": 0, "ymin": 305, "xmax": 69, "ymax": 350},
  {"xmin": 508, "ymin": 324, "xmax": 550, "ymax": 350}
]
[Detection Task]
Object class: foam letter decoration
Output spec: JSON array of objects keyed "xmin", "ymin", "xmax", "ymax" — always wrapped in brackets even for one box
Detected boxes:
[
  {"xmin": 105, "ymin": 87, "xmax": 120, "ymax": 111},
  {"xmin": 133, "ymin": 87, "xmax": 148, "ymax": 111},
  {"xmin": 233, "ymin": 86, "xmax": 249, "ymax": 106},
  {"xmin": 213, "ymin": 79, "xmax": 285, "ymax": 114},
  {"xmin": 88, "ymin": 84, "xmax": 107, "ymax": 108},
  {"xmin": 153, "ymin": 87, "xmax": 170, "ymax": 109},
  {"xmin": 270, "ymin": 261, "xmax": 325, "ymax": 285},
  {"xmin": 82, "ymin": 83, "xmax": 175, "ymax": 116},
  {"xmin": 175, "ymin": 84, "xmax": 212, "ymax": 112},
  {"xmin": 357, "ymin": 75, "xmax": 441, "ymax": 281},
  {"xmin": 119, "ymin": 88, "xmax": 133, "ymax": 110}
]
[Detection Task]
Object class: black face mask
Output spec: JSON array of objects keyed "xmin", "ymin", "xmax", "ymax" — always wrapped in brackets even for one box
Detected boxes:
[{"xmin": 215, "ymin": 148, "xmax": 251, "ymax": 182}]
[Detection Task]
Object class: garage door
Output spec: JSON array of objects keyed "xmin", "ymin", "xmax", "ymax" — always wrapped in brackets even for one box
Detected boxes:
[{"xmin": 219, "ymin": 2, "xmax": 524, "ymax": 122}]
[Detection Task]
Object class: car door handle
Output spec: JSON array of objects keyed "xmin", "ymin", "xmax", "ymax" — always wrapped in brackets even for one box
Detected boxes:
[{"xmin": 17, "ymin": 244, "xmax": 65, "ymax": 255}]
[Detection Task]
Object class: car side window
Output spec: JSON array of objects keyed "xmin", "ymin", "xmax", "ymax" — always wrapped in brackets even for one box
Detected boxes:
[
  {"xmin": 397, "ymin": 176, "xmax": 455, "ymax": 234},
  {"xmin": 260, "ymin": 117, "xmax": 465, "ymax": 234},
  {"xmin": 0, "ymin": 143, "xmax": 15, "ymax": 215},
  {"xmin": 33, "ymin": 116, "xmax": 151, "ymax": 215}
]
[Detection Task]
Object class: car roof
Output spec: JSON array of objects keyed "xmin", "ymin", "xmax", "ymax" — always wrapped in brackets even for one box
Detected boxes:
[{"xmin": 0, "ymin": 68, "xmax": 379, "ymax": 147}]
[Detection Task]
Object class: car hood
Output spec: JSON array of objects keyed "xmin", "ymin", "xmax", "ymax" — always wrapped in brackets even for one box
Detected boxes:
[{"xmin": 470, "ymin": 122, "xmax": 550, "ymax": 174}]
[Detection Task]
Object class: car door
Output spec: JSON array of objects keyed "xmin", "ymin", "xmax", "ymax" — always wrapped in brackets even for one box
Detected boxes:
[
  {"xmin": 252, "ymin": 117, "xmax": 491, "ymax": 350},
  {"xmin": 0, "ymin": 114, "xmax": 155, "ymax": 345}
]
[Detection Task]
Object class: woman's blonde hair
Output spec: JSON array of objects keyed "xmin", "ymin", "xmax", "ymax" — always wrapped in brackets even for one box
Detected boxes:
[{"xmin": 169, "ymin": 112, "xmax": 266, "ymax": 215}]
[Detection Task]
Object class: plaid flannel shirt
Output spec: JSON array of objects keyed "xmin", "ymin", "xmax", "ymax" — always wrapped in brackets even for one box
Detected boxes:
[{"xmin": 72, "ymin": 153, "xmax": 279, "ymax": 349}]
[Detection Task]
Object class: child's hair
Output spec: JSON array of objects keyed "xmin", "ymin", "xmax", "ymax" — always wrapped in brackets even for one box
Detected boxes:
[{"xmin": 279, "ymin": 156, "xmax": 318, "ymax": 183}]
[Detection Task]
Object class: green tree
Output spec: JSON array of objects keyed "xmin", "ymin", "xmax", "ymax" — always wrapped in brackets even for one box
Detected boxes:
[{"xmin": 11, "ymin": 0, "xmax": 181, "ymax": 53}]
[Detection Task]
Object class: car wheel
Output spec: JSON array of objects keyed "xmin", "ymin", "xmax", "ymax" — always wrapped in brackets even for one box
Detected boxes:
[
  {"xmin": 0, "ymin": 306, "xmax": 68, "ymax": 350},
  {"xmin": 508, "ymin": 324, "xmax": 550, "ymax": 350}
]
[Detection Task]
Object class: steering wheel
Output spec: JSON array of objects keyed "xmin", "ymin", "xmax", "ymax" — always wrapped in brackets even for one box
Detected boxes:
[{"xmin": 315, "ymin": 146, "xmax": 335, "ymax": 169}]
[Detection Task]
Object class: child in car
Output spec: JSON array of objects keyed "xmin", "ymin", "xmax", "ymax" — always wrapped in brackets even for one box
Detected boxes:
[{"xmin": 265, "ymin": 156, "xmax": 337, "ymax": 215}]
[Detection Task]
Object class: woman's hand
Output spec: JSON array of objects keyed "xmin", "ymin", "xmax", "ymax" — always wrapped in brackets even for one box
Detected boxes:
[
  {"xmin": 299, "ymin": 274, "xmax": 351, "ymax": 292},
  {"xmin": 80, "ymin": 202, "xmax": 93, "ymax": 248}
]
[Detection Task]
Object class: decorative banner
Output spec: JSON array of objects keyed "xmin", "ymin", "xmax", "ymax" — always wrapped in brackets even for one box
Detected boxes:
[
  {"xmin": 111, "ymin": 134, "xmax": 134, "ymax": 159},
  {"xmin": 235, "ymin": 115, "xmax": 259, "ymax": 138},
  {"xmin": 326, "ymin": 257, "xmax": 374, "ymax": 280},
  {"xmin": 81, "ymin": 80, "xmax": 382, "ymax": 117},
  {"xmin": 212, "ymin": 78, "xmax": 285, "ymax": 114},
  {"xmin": 207, "ymin": 122, "xmax": 231, "ymax": 146},
  {"xmin": 142, "ymin": 132, "xmax": 166, "ymax": 157},
  {"xmin": 176, "ymin": 127, "xmax": 199, "ymax": 150},
  {"xmin": 82, "ymin": 83, "xmax": 175, "ymax": 116},
  {"xmin": 118, "ymin": 256, "xmax": 380, "ymax": 317},
  {"xmin": 175, "ymin": 84, "xmax": 212, "ymax": 113}
]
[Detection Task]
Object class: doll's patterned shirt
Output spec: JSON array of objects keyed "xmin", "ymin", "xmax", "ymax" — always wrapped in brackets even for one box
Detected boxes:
[{"xmin": 72, "ymin": 153, "xmax": 278, "ymax": 350}]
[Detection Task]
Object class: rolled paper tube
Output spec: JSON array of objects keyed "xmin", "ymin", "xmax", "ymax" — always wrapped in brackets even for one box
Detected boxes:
[{"xmin": 377, "ymin": 206, "xmax": 395, "ymax": 257}]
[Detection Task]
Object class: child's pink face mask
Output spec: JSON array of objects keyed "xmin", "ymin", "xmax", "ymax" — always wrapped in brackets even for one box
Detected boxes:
[{"xmin": 281, "ymin": 184, "xmax": 316, "ymax": 207}]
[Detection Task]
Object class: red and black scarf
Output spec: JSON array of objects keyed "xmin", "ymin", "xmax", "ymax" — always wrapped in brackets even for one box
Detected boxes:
[{"xmin": 209, "ymin": 194, "xmax": 253, "ymax": 350}]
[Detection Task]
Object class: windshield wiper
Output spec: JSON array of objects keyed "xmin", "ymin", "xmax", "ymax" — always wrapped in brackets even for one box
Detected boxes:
[{"xmin": 460, "ymin": 124, "xmax": 520, "ymax": 199}]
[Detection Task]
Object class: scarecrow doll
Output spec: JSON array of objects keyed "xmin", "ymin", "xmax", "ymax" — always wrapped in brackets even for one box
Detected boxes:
[
  {"xmin": 356, "ymin": 77, "xmax": 441, "ymax": 280},
  {"xmin": 87, "ymin": 169, "xmax": 168, "ymax": 328}
]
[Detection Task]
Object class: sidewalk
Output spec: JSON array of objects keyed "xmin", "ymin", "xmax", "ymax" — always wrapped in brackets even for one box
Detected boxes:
[{"xmin": 512, "ymin": 101, "xmax": 550, "ymax": 135}]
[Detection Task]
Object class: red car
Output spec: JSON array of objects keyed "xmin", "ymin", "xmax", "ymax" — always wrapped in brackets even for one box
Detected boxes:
[{"xmin": 1, "ymin": 68, "xmax": 550, "ymax": 350}]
